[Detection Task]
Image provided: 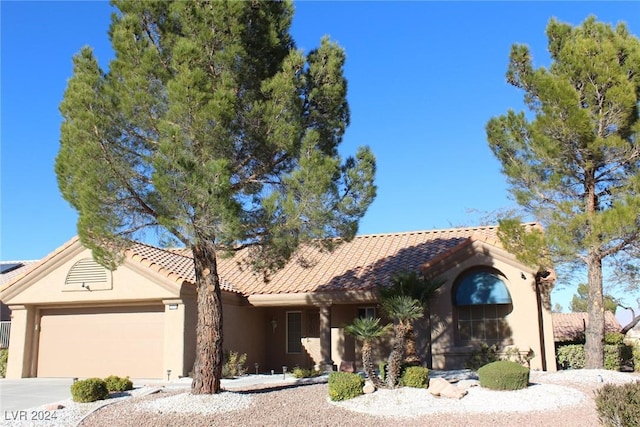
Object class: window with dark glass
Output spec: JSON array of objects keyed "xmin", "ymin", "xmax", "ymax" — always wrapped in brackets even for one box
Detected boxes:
[
  {"xmin": 286, "ymin": 312, "xmax": 302, "ymax": 353},
  {"xmin": 358, "ymin": 307, "xmax": 376, "ymax": 319},
  {"xmin": 454, "ymin": 270, "xmax": 513, "ymax": 345}
]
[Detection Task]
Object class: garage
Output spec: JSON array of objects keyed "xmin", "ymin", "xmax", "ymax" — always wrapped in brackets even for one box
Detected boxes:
[{"xmin": 37, "ymin": 305, "xmax": 164, "ymax": 379}]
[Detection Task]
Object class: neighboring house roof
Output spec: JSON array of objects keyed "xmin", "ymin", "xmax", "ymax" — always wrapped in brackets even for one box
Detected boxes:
[
  {"xmin": 0, "ymin": 260, "xmax": 38, "ymax": 292},
  {"xmin": 1, "ymin": 223, "xmax": 540, "ymax": 298},
  {"xmin": 552, "ymin": 311, "xmax": 622, "ymax": 343}
]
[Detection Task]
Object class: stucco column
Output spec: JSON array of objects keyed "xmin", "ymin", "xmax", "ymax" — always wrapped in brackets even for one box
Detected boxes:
[
  {"xmin": 163, "ymin": 300, "xmax": 186, "ymax": 380},
  {"xmin": 319, "ymin": 304, "xmax": 333, "ymax": 371},
  {"xmin": 5, "ymin": 305, "xmax": 34, "ymax": 378}
]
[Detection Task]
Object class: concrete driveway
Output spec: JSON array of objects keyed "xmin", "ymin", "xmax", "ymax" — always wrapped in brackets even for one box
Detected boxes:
[{"xmin": 0, "ymin": 378, "xmax": 75, "ymax": 413}]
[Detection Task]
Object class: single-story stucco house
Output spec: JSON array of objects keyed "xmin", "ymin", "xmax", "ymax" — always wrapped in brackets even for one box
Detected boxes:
[{"xmin": 0, "ymin": 223, "xmax": 557, "ymax": 379}]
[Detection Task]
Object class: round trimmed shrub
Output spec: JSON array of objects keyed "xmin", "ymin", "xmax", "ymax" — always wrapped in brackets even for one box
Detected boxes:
[
  {"xmin": 328, "ymin": 371, "xmax": 364, "ymax": 401},
  {"xmin": 104, "ymin": 375, "xmax": 133, "ymax": 392},
  {"xmin": 71, "ymin": 378, "xmax": 109, "ymax": 403},
  {"xmin": 400, "ymin": 366, "xmax": 429, "ymax": 388},
  {"xmin": 478, "ymin": 360, "xmax": 529, "ymax": 391}
]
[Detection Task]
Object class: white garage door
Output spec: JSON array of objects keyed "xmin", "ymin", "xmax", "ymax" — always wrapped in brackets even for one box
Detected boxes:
[{"xmin": 37, "ymin": 306, "xmax": 164, "ymax": 379}]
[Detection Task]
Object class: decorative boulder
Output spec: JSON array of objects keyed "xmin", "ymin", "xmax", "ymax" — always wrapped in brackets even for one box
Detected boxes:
[
  {"xmin": 363, "ymin": 380, "xmax": 376, "ymax": 394},
  {"xmin": 427, "ymin": 377, "xmax": 450, "ymax": 396},
  {"xmin": 440, "ymin": 383, "xmax": 468, "ymax": 399}
]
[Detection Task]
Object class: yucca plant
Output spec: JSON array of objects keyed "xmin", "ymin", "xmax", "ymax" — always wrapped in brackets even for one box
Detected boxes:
[{"xmin": 345, "ymin": 316, "xmax": 391, "ymax": 389}]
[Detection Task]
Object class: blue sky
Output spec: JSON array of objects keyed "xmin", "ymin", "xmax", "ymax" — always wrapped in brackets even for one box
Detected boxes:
[{"xmin": 1, "ymin": 1, "xmax": 639, "ymax": 316}]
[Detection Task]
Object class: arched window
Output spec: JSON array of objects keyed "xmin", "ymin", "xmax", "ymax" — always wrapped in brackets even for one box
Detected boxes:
[{"xmin": 453, "ymin": 269, "xmax": 513, "ymax": 345}]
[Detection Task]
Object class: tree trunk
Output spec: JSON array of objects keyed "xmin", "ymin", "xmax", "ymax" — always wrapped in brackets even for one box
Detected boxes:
[
  {"xmin": 585, "ymin": 251, "xmax": 605, "ymax": 368},
  {"xmin": 387, "ymin": 324, "xmax": 407, "ymax": 388},
  {"xmin": 362, "ymin": 342, "xmax": 385, "ymax": 389},
  {"xmin": 190, "ymin": 239, "xmax": 224, "ymax": 394},
  {"xmin": 404, "ymin": 325, "xmax": 420, "ymax": 365}
]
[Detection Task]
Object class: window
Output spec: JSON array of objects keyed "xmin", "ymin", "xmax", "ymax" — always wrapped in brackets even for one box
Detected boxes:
[
  {"xmin": 358, "ymin": 307, "xmax": 376, "ymax": 319},
  {"xmin": 454, "ymin": 269, "xmax": 513, "ymax": 345},
  {"xmin": 286, "ymin": 312, "xmax": 302, "ymax": 353}
]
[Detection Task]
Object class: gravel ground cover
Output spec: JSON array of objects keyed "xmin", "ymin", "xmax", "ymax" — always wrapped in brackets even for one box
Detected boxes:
[{"xmin": 3, "ymin": 369, "xmax": 638, "ymax": 427}]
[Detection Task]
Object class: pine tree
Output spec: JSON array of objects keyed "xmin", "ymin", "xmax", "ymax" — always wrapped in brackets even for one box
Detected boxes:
[
  {"xmin": 487, "ymin": 16, "xmax": 640, "ymax": 368},
  {"xmin": 55, "ymin": 0, "xmax": 376, "ymax": 393}
]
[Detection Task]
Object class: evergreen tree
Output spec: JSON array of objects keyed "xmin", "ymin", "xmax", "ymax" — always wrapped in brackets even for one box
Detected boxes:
[
  {"xmin": 487, "ymin": 16, "xmax": 640, "ymax": 368},
  {"xmin": 569, "ymin": 284, "xmax": 618, "ymax": 313},
  {"xmin": 55, "ymin": 0, "xmax": 376, "ymax": 394}
]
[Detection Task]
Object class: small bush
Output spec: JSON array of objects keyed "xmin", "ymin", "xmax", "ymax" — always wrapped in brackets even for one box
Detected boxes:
[
  {"xmin": 400, "ymin": 366, "xmax": 429, "ymax": 388},
  {"xmin": 292, "ymin": 367, "xmax": 321, "ymax": 379},
  {"xmin": 465, "ymin": 343, "xmax": 500, "ymax": 370},
  {"xmin": 595, "ymin": 381, "xmax": 640, "ymax": 427},
  {"xmin": 605, "ymin": 345, "xmax": 624, "ymax": 371},
  {"xmin": 634, "ymin": 344, "xmax": 640, "ymax": 373},
  {"xmin": 328, "ymin": 371, "xmax": 364, "ymax": 401},
  {"xmin": 104, "ymin": 375, "xmax": 133, "ymax": 392},
  {"xmin": 605, "ymin": 332, "xmax": 625, "ymax": 346},
  {"xmin": 478, "ymin": 360, "xmax": 529, "ymax": 391},
  {"xmin": 222, "ymin": 350, "xmax": 247, "ymax": 378},
  {"xmin": 557, "ymin": 344, "xmax": 585, "ymax": 369},
  {"xmin": 0, "ymin": 349, "xmax": 7, "ymax": 378},
  {"xmin": 502, "ymin": 346, "xmax": 535, "ymax": 367},
  {"xmin": 71, "ymin": 378, "xmax": 109, "ymax": 403}
]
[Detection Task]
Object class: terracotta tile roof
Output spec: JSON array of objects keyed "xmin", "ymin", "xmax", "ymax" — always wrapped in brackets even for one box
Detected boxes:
[
  {"xmin": 124, "ymin": 242, "xmax": 239, "ymax": 293},
  {"xmin": 124, "ymin": 223, "xmax": 537, "ymax": 296},
  {"xmin": 552, "ymin": 312, "xmax": 622, "ymax": 342},
  {"xmin": 1, "ymin": 223, "xmax": 538, "ymax": 298}
]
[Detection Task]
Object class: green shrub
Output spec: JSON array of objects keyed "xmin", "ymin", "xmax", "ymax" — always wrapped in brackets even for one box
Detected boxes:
[
  {"xmin": 328, "ymin": 371, "xmax": 364, "ymax": 401},
  {"xmin": 558, "ymin": 343, "xmax": 632, "ymax": 371},
  {"xmin": 0, "ymin": 349, "xmax": 7, "ymax": 378},
  {"xmin": 104, "ymin": 375, "xmax": 133, "ymax": 392},
  {"xmin": 400, "ymin": 366, "xmax": 429, "ymax": 388},
  {"xmin": 222, "ymin": 350, "xmax": 247, "ymax": 378},
  {"xmin": 557, "ymin": 344, "xmax": 586, "ymax": 369},
  {"xmin": 595, "ymin": 381, "xmax": 640, "ymax": 427},
  {"xmin": 605, "ymin": 345, "xmax": 624, "ymax": 371},
  {"xmin": 634, "ymin": 344, "xmax": 640, "ymax": 373},
  {"xmin": 292, "ymin": 367, "xmax": 322, "ymax": 379},
  {"xmin": 478, "ymin": 360, "xmax": 530, "ymax": 391},
  {"xmin": 465, "ymin": 343, "xmax": 500, "ymax": 370},
  {"xmin": 71, "ymin": 378, "xmax": 109, "ymax": 403},
  {"xmin": 605, "ymin": 332, "xmax": 625, "ymax": 345}
]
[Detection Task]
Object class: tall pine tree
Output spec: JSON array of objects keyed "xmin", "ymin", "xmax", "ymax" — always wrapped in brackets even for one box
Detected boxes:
[
  {"xmin": 56, "ymin": 0, "xmax": 376, "ymax": 393},
  {"xmin": 487, "ymin": 16, "xmax": 640, "ymax": 368}
]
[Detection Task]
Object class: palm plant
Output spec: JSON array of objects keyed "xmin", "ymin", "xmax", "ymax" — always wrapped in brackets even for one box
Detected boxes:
[
  {"xmin": 381, "ymin": 295, "xmax": 424, "ymax": 387},
  {"xmin": 379, "ymin": 271, "xmax": 445, "ymax": 367},
  {"xmin": 344, "ymin": 317, "xmax": 391, "ymax": 389}
]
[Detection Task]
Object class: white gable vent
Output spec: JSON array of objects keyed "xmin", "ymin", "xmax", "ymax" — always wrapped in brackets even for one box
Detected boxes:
[{"xmin": 64, "ymin": 258, "xmax": 112, "ymax": 291}]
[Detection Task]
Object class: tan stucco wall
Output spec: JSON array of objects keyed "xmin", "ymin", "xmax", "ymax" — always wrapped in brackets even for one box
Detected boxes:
[
  {"xmin": 427, "ymin": 246, "xmax": 556, "ymax": 371},
  {"xmin": 3, "ymin": 243, "xmax": 189, "ymax": 379},
  {"xmin": 221, "ymin": 302, "xmax": 267, "ymax": 374}
]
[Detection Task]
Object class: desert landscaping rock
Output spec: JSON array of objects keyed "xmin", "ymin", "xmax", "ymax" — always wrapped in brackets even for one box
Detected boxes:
[
  {"xmin": 5, "ymin": 369, "xmax": 639, "ymax": 427},
  {"xmin": 427, "ymin": 377, "xmax": 449, "ymax": 395},
  {"xmin": 362, "ymin": 381, "xmax": 375, "ymax": 394}
]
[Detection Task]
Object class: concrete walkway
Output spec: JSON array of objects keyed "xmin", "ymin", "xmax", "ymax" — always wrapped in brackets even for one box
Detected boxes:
[{"xmin": 0, "ymin": 378, "xmax": 75, "ymax": 413}]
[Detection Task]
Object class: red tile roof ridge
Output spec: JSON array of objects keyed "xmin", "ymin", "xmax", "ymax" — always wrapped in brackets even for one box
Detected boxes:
[{"xmin": 352, "ymin": 226, "xmax": 496, "ymax": 239}]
